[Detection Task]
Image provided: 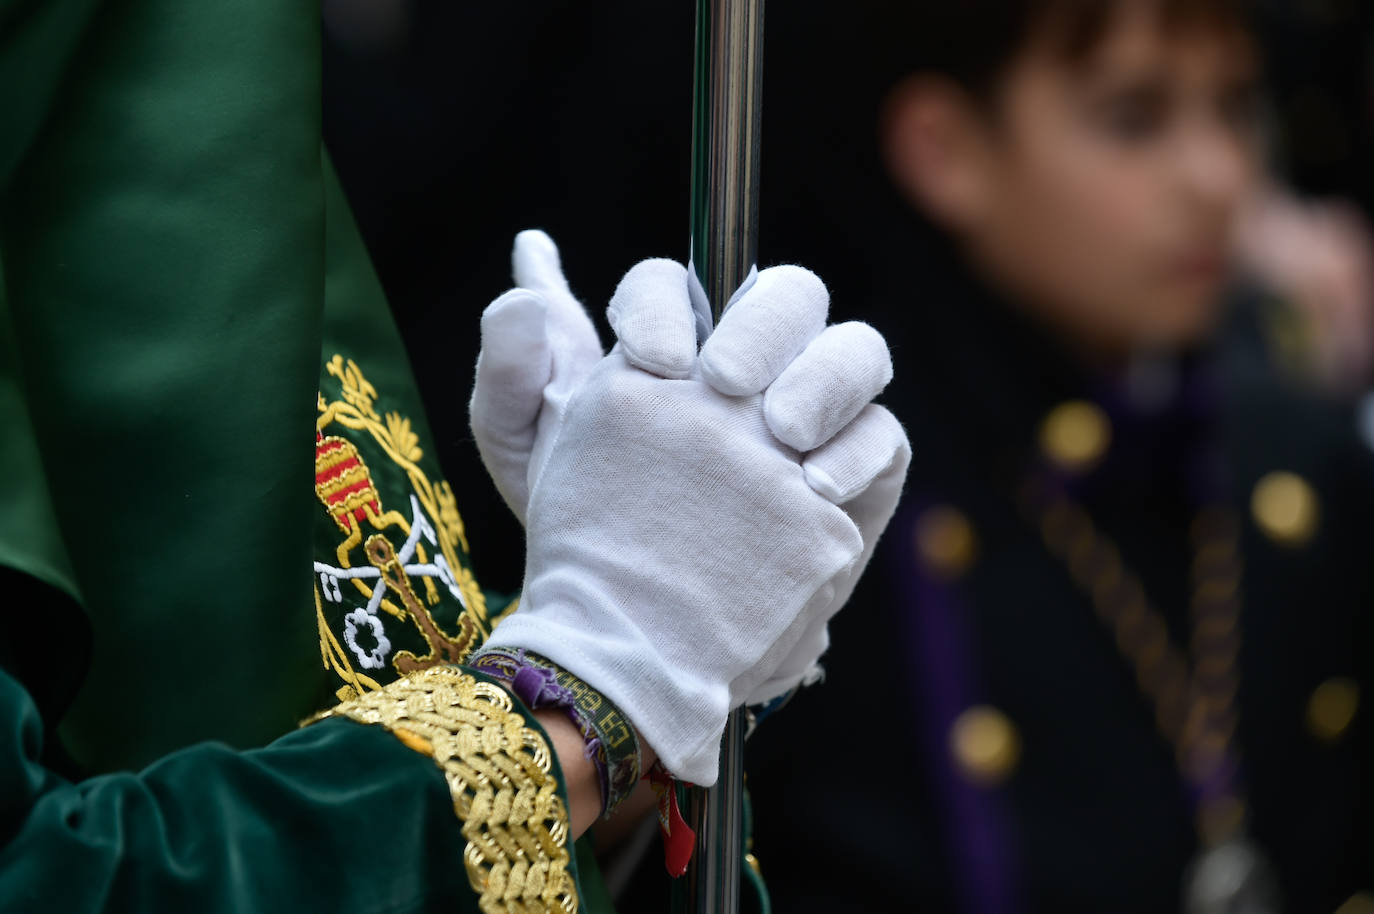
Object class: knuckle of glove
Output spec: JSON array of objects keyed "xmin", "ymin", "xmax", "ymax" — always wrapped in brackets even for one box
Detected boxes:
[
  {"xmin": 606, "ymin": 259, "xmax": 696, "ymax": 379},
  {"xmin": 763, "ymin": 321, "xmax": 893, "ymax": 453},
  {"xmin": 802, "ymin": 404, "xmax": 911, "ymax": 504},
  {"xmin": 700, "ymin": 264, "xmax": 829, "ymax": 396}
]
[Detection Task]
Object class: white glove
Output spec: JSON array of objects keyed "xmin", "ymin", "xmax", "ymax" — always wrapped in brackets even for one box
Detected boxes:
[
  {"xmin": 480, "ymin": 256, "xmax": 910, "ymax": 785},
  {"xmin": 469, "ymin": 230, "xmax": 602, "ymax": 522},
  {"xmin": 469, "ymin": 234, "xmax": 904, "ymax": 696}
]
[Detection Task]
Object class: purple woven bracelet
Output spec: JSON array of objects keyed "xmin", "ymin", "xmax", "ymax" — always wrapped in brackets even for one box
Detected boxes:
[{"xmin": 467, "ymin": 648, "xmax": 641, "ymax": 818}]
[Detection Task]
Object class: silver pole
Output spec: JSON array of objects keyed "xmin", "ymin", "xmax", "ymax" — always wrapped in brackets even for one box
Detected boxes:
[
  {"xmin": 678, "ymin": 0, "xmax": 764, "ymax": 912},
  {"xmin": 687, "ymin": 0, "xmax": 765, "ymax": 332}
]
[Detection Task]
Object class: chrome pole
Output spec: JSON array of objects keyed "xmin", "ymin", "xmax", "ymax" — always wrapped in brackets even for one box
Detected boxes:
[
  {"xmin": 678, "ymin": 1, "xmax": 764, "ymax": 912},
  {"xmin": 688, "ymin": 0, "xmax": 765, "ymax": 333}
]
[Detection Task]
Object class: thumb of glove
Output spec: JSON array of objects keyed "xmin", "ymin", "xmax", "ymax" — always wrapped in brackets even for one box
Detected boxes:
[
  {"xmin": 469, "ymin": 289, "xmax": 552, "ymax": 521},
  {"xmin": 512, "ymin": 230, "xmax": 603, "ymax": 383},
  {"xmin": 469, "ymin": 231, "xmax": 605, "ymax": 522}
]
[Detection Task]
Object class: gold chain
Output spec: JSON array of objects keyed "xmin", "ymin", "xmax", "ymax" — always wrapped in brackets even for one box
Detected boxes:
[{"xmin": 1024, "ymin": 479, "xmax": 1247, "ymax": 845}]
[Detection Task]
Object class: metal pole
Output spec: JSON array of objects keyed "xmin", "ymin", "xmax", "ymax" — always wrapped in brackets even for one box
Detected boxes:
[
  {"xmin": 677, "ymin": 1, "xmax": 764, "ymax": 913},
  {"xmin": 688, "ymin": 0, "xmax": 765, "ymax": 334}
]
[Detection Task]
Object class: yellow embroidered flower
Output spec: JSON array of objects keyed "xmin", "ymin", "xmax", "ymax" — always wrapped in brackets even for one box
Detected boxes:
[
  {"xmin": 326, "ymin": 355, "xmax": 379, "ymax": 419},
  {"xmin": 435, "ymin": 480, "xmax": 470, "ymax": 553},
  {"xmin": 384, "ymin": 412, "xmax": 423, "ymax": 463}
]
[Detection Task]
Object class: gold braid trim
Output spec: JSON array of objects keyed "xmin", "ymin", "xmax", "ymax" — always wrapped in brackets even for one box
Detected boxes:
[{"xmin": 306, "ymin": 666, "xmax": 578, "ymax": 913}]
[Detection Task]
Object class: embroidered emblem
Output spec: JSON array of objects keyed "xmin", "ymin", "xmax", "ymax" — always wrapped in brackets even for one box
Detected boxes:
[{"xmin": 314, "ymin": 355, "xmax": 487, "ymax": 699}]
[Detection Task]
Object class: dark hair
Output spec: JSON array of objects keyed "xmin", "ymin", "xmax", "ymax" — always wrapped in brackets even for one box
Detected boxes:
[{"xmin": 862, "ymin": 0, "xmax": 1251, "ymax": 102}]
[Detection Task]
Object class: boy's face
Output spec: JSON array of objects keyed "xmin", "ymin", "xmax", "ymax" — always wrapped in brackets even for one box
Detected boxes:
[{"xmin": 893, "ymin": 3, "xmax": 1262, "ymax": 353}]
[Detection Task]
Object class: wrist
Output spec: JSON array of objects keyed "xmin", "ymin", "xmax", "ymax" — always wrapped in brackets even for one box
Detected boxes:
[
  {"xmin": 470, "ymin": 647, "xmax": 646, "ymax": 824},
  {"xmin": 531, "ymin": 709, "xmax": 599, "ymax": 837}
]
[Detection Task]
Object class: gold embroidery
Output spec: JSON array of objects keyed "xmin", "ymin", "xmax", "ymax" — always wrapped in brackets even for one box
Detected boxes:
[
  {"xmin": 436, "ymin": 480, "xmax": 471, "ymax": 554},
  {"xmin": 327, "ymin": 355, "xmax": 381, "ymax": 420},
  {"xmin": 307, "ymin": 668, "xmax": 578, "ymax": 914},
  {"xmin": 317, "ymin": 358, "xmax": 478, "ymax": 600},
  {"xmin": 315, "ymin": 434, "xmax": 411, "ymax": 568},
  {"xmin": 365, "ymin": 534, "xmax": 477, "ymax": 672},
  {"xmin": 385, "ymin": 412, "xmax": 424, "ymax": 463},
  {"xmin": 315, "ymin": 436, "xmax": 384, "ymax": 533},
  {"xmin": 315, "ymin": 355, "xmax": 489, "ymax": 693}
]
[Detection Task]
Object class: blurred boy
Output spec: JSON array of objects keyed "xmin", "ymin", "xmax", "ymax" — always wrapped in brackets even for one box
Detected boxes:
[{"xmin": 750, "ymin": 2, "xmax": 1374, "ymax": 911}]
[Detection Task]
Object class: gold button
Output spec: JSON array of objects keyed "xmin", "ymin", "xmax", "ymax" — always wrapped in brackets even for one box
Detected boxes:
[
  {"xmin": 1336, "ymin": 892, "xmax": 1374, "ymax": 914},
  {"xmin": 1307, "ymin": 677, "xmax": 1360, "ymax": 744},
  {"xmin": 915, "ymin": 506, "xmax": 978, "ymax": 578},
  {"xmin": 1040, "ymin": 401, "xmax": 1111, "ymax": 473},
  {"xmin": 950, "ymin": 706, "xmax": 1020, "ymax": 786},
  {"xmin": 1251, "ymin": 471, "xmax": 1320, "ymax": 547}
]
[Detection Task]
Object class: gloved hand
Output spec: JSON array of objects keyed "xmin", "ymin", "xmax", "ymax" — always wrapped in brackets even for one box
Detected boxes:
[
  {"xmin": 470, "ymin": 233, "xmax": 908, "ymax": 699},
  {"xmin": 478, "ymin": 250, "xmax": 910, "ymax": 785}
]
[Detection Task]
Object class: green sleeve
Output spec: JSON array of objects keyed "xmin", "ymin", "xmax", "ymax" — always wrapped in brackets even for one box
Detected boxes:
[
  {"xmin": 0, "ymin": 664, "xmax": 475, "ymax": 913},
  {"xmin": 0, "ymin": 0, "xmax": 326, "ymax": 772},
  {"xmin": 0, "ymin": 656, "xmax": 603, "ymax": 913}
]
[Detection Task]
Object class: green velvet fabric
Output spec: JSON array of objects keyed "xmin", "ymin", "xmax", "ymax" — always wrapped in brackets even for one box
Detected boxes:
[{"xmin": 0, "ymin": 663, "xmax": 479, "ymax": 913}]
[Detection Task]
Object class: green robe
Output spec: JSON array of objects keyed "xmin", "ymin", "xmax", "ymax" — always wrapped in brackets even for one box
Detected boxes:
[{"xmin": 0, "ymin": 0, "xmax": 626, "ymax": 909}]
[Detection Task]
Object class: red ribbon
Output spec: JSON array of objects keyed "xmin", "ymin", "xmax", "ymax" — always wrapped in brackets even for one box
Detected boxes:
[{"xmin": 646, "ymin": 764, "xmax": 696, "ymax": 877}]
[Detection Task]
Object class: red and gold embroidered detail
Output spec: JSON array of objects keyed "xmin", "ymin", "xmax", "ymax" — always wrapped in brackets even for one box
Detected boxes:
[
  {"xmin": 314, "ymin": 355, "xmax": 489, "ymax": 700},
  {"xmin": 315, "ymin": 435, "xmax": 382, "ymax": 533}
]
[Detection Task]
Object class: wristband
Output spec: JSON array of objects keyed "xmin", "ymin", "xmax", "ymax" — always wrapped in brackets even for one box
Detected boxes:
[{"xmin": 470, "ymin": 647, "xmax": 642, "ymax": 818}]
